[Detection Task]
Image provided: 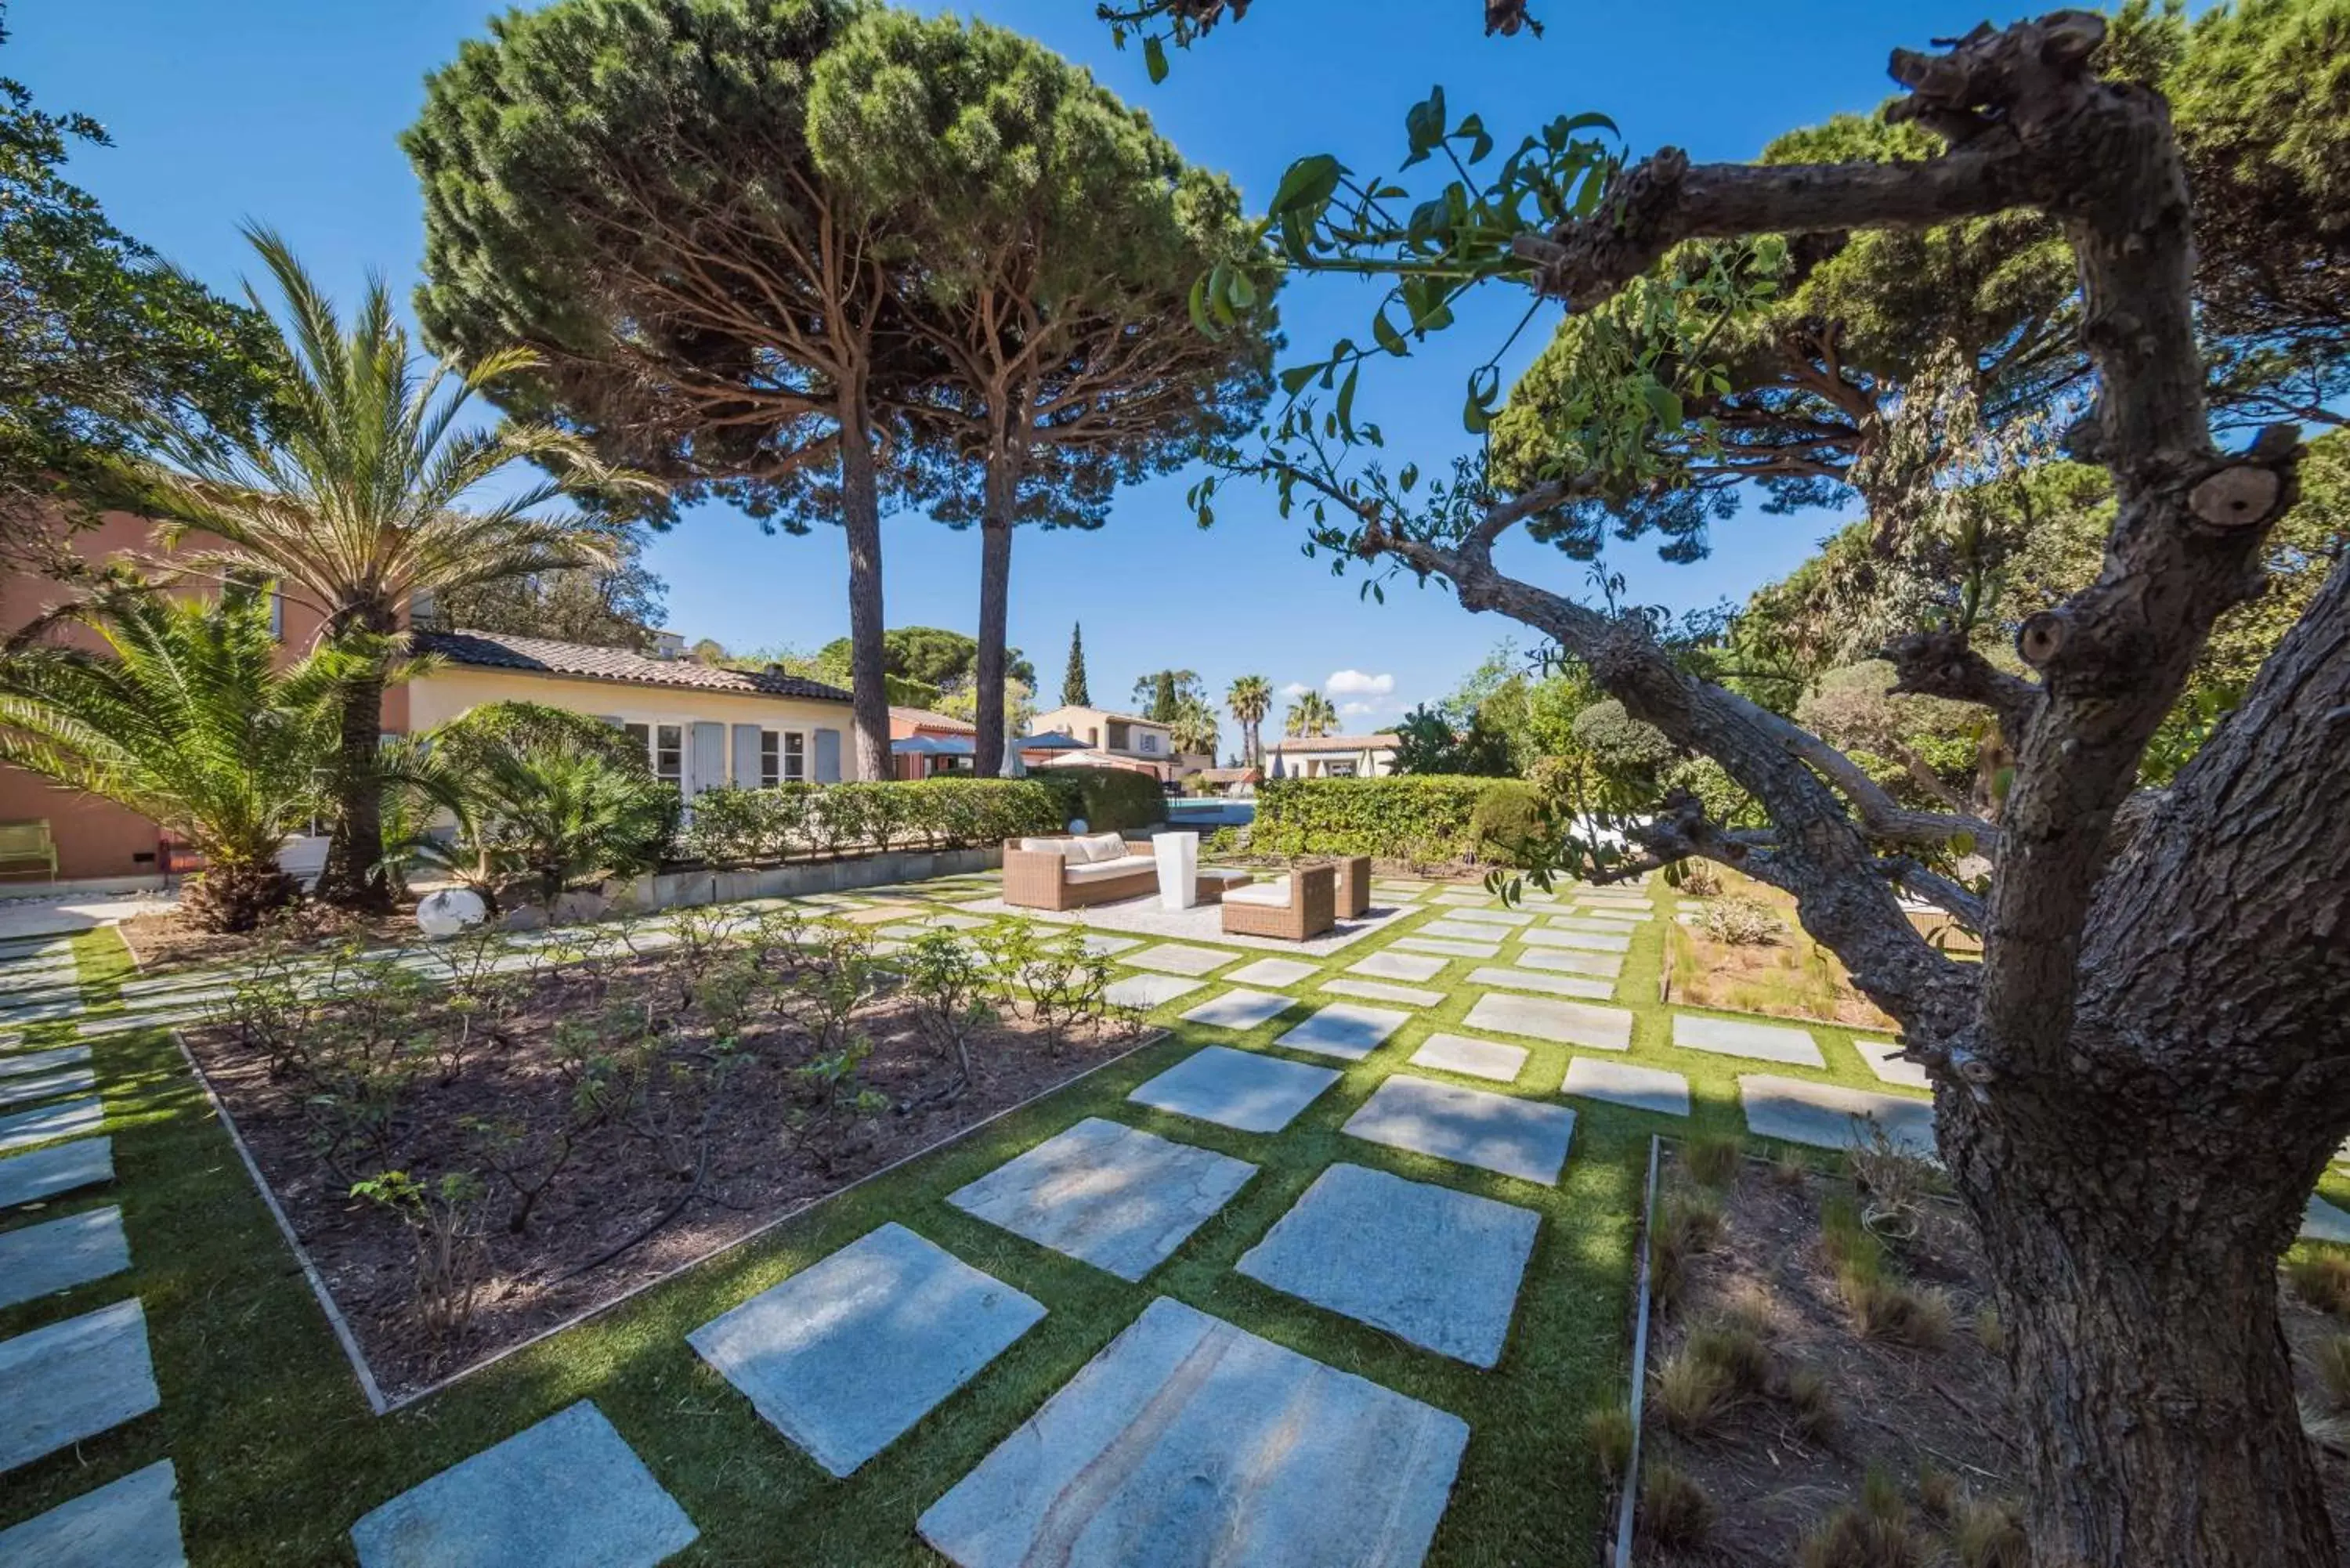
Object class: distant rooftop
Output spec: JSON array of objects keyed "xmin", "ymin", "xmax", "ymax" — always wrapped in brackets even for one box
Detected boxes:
[
  {"xmin": 415, "ymin": 628, "xmax": 853, "ymax": 703},
  {"xmin": 1267, "ymin": 732, "xmax": 1400, "ymax": 753},
  {"xmin": 891, "ymin": 705, "xmax": 977, "ymax": 733}
]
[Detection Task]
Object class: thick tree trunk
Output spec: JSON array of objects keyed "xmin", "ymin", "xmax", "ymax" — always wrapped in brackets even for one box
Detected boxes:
[
  {"xmin": 1943, "ymin": 1080, "xmax": 2339, "ymax": 1568},
  {"xmin": 316, "ymin": 652, "xmax": 391, "ymax": 913},
  {"xmin": 837, "ymin": 400, "xmax": 891, "ymax": 783},
  {"xmin": 181, "ymin": 858, "xmax": 302, "ymax": 933},
  {"xmin": 974, "ymin": 450, "xmax": 1018, "ymax": 778}
]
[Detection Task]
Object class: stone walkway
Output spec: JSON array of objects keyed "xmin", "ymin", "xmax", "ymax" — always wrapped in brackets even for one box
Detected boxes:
[{"xmin": 0, "ymin": 935, "xmax": 186, "ymax": 1565}]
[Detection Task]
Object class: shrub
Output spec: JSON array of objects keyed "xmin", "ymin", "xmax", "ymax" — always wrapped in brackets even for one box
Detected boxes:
[
  {"xmin": 1032, "ymin": 766, "xmax": 1166, "ymax": 831},
  {"xmin": 1702, "ymin": 894, "xmax": 1787, "ymax": 945},
  {"xmin": 2313, "ymin": 1333, "xmax": 2350, "ymax": 1409},
  {"xmin": 432, "ymin": 699, "xmax": 650, "ymax": 780},
  {"xmin": 1785, "ymin": 1364, "xmax": 1838, "ymax": 1442},
  {"xmin": 1681, "ymin": 1129, "xmax": 1743, "ymax": 1187},
  {"xmin": 1655, "ymin": 1342, "xmax": 1737, "ymax": 1437},
  {"xmin": 679, "ymin": 778, "xmax": 1064, "ymax": 864},
  {"xmin": 1799, "ymin": 1466, "xmax": 1923, "ymax": 1568},
  {"xmin": 1947, "ymin": 1496, "xmax": 2029, "ymax": 1568},
  {"xmin": 1468, "ymin": 779, "xmax": 1549, "ymax": 867},
  {"xmin": 2284, "ymin": 1250, "xmax": 2350, "ymax": 1317},
  {"xmin": 1253, "ymin": 775, "xmax": 1503, "ymax": 862},
  {"xmin": 1584, "ymin": 1404, "xmax": 1634, "ymax": 1484},
  {"xmin": 414, "ymin": 743, "xmax": 677, "ymax": 911},
  {"xmin": 906, "ymin": 930, "xmax": 994, "ymax": 1086},
  {"xmin": 1638, "ymin": 1463, "xmax": 1713, "ymax": 1552}
]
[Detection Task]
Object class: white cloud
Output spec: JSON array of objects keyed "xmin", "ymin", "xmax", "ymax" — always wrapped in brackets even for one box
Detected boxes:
[
  {"xmin": 1280, "ymin": 681, "xmax": 1314, "ymax": 697},
  {"xmin": 1339, "ymin": 701, "xmax": 1377, "ymax": 717},
  {"xmin": 1325, "ymin": 669, "xmax": 1395, "ymax": 697}
]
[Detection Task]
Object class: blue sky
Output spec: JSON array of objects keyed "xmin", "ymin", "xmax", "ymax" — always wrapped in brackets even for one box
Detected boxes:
[{"xmin": 16, "ymin": 0, "xmax": 1983, "ymax": 737}]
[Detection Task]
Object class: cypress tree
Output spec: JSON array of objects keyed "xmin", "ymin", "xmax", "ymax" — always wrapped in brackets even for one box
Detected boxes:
[{"xmin": 1061, "ymin": 622, "xmax": 1091, "ymax": 707}]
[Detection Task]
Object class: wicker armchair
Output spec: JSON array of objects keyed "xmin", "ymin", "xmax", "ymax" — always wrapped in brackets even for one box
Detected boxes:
[
  {"xmin": 1317, "ymin": 855, "xmax": 1372, "ymax": 918},
  {"xmin": 1001, "ymin": 836, "xmax": 1159, "ymax": 910},
  {"xmin": 1220, "ymin": 862, "xmax": 1338, "ymax": 941}
]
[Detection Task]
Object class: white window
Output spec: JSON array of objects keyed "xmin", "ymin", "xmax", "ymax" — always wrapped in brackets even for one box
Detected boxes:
[
  {"xmin": 760, "ymin": 729, "xmax": 805, "ymax": 786},
  {"xmin": 1137, "ymin": 732, "xmax": 1159, "ymax": 754},
  {"xmin": 652, "ymin": 723, "xmax": 684, "ymax": 786}
]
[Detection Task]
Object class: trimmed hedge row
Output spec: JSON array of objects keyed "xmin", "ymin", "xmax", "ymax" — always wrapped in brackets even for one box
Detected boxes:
[
  {"xmin": 1253, "ymin": 775, "xmax": 1522, "ymax": 863},
  {"xmin": 674, "ymin": 768, "xmax": 1163, "ymax": 865}
]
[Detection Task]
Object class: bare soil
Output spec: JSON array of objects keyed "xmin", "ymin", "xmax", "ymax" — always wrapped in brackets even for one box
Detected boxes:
[
  {"xmin": 184, "ymin": 951, "xmax": 1145, "ymax": 1400},
  {"xmin": 1638, "ymin": 1154, "xmax": 2350, "ymax": 1563},
  {"xmin": 121, "ymin": 898, "xmax": 421, "ymax": 975}
]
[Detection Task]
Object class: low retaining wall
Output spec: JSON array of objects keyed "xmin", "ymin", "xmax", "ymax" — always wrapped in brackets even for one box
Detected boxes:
[{"xmin": 611, "ymin": 844, "xmax": 1001, "ymax": 913}]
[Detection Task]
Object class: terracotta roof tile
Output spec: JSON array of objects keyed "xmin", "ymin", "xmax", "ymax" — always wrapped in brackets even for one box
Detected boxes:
[
  {"xmin": 1267, "ymin": 733, "xmax": 1400, "ymax": 753},
  {"xmin": 414, "ymin": 629, "xmax": 853, "ymax": 703}
]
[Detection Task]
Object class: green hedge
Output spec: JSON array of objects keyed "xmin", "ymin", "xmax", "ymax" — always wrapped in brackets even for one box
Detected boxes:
[
  {"xmin": 1253, "ymin": 776, "xmax": 1518, "ymax": 862},
  {"xmin": 1032, "ymin": 767, "xmax": 1167, "ymax": 832},
  {"xmin": 678, "ymin": 778, "xmax": 1065, "ymax": 865}
]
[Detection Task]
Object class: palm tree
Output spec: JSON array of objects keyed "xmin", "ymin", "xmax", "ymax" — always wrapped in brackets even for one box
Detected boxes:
[
  {"xmin": 1169, "ymin": 694, "xmax": 1220, "ymax": 758},
  {"xmin": 1285, "ymin": 690, "xmax": 1339, "ymax": 739},
  {"xmin": 0, "ymin": 585, "xmax": 345, "ymax": 930},
  {"xmin": 1226, "ymin": 674, "xmax": 1271, "ymax": 768},
  {"xmin": 121, "ymin": 228, "xmax": 647, "ymax": 911}
]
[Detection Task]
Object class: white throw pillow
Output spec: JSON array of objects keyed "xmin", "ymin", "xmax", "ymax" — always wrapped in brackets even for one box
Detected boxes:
[
  {"xmin": 1076, "ymin": 832, "xmax": 1128, "ymax": 863},
  {"xmin": 1018, "ymin": 836, "xmax": 1084, "ymax": 859}
]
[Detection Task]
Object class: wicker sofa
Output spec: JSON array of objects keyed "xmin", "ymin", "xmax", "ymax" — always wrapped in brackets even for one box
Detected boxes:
[
  {"xmin": 1002, "ymin": 833, "xmax": 1159, "ymax": 910},
  {"xmin": 1220, "ymin": 862, "xmax": 1338, "ymax": 941}
]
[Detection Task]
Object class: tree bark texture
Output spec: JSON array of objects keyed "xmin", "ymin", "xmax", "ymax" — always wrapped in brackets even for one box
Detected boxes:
[
  {"xmin": 836, "ymin": 398, "xmax": 891, "ymax": 784},
  {"xmin": 315, "ymin": 603, "xmax": 396, "ymax": 912},
  {"xmin": 974, "ymin": 446, "xmax": 1019, "ymax": 778}
]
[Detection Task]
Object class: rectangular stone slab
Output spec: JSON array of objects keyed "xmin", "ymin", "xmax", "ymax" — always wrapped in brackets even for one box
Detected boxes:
[
  {"xmin": 1408, "ymin": 1032, "xmax": 1528, "ymax": 1084},
  {"xmin": 1104, "ymin": 973, "xmax": 1207, "ymax": 1012},
  {"xmin": 1854, "ymin": 1038, "xmax": 1931, "ymax": 1089},
  {"xmin": 1319, "ymin": 978, "xmax": 1442, "ymax": 1009},
  {"xmin": 1273, "ymin": 1004, "xmax": 1410, "ymax": 1061},
  {"xmin": 1179, "ymin": 988, "xmax": 1298, "ymax": 1032},
  {"xmin": 0, "ymin": 1205, "xmax": 132, "ymax": 1310},
  {"xmin": 0, "ymin": 1458, "xmax": 182, "ymax": 1568},
  {"xmin": 0, "ymin": 1299, "xmax": 159, "ymax": 1474},
  {"xmin": 1672, "ymin": 1013, "xmax": 1826, "ymax": 1068},
  {"xmin": 1125, "ymin": 943, "xmax": 1239, "ymax": 977},
  {"xmin": 1239, "ymin": 1162, "xmax": 1540, "ymax": 1367},
  {"xmin": 1437, "ymin": 907, "xmax": 1535, "ymax": 927},
  {"xmin": 1517, "ymin": 926, "xmax": 1630, "ymax": 954},
  {"xmin": 0, "ymin": 1138, "xmax": 112, "ymax": 1209},
  {"xmin": 1417, "ymin": 918, "xmax": 1517, "ymax": 942},
  {"xmin": 1567, "ymin": 906, "xmax": 1650, "ymax": 923},
  {"xmin": 1509, "ymin": 947, "xmax": 1622, "ymax": 978},
  {"xmin": 917, "ymin": 1296, "xmax": 1468, "ymax": 1568},
  {"xmin": 1463, "ymin": 993, "xmax": 1632, "ymax": 1051},
  {"xmin": 1079, "ymin": 934, "xmax": 1141, "ymax": 957},
  {"xmin": 1224, "ymin": 956, "xmax": 1318, "ymax": 989},
  {"xmin": 1740, "ymin": 1074, "xmax": 1936, "ymax": 1156},
  {"xmin": 0, "ymin": 1065, "xmax": 98, "ymax": 1109},
  {"xmin": 1468, "ymin": 966, "xmax": 1613, "ymax": 1002},
  {"xmin": 1550, "ymin": 916, "xmax": 1639, "ymax": 934},
  {"xmin": 1389, "ymin": 935, "xmax": 1501, "ymax": 960},
  {"xmin": 687, "ymin": 1223, "xmax": 1044, "ymax": 1478},
  {"xmin": 0, "ymin": 1043, "xmax": 89, "ymax": 1078},
  {"xmin": 1343, "ymin": 1074, "xmax": 1578, "ymax": 1186},
  {"xmin": 948, "ymin": 1118, "xmax": 1256, "ymax": 1281},
  {"xmin": 1431, "ymin": 890, "xmax": 1495, "ymax": 905},
  {"xmin": 349, "ymin": 1400, "xmax": 698, "ymax": 1568},
  {"xmin": 1346, "ymin": 951, "xmax": 1448, "ymax": 983},
  {"xmin": 1129, "ymin": 1046, "xmax": 1343, "ymax": 1134},
  {"xmin": 1562, "ymin": 1058, "xmax": 1690, "ymax": 1118},
  {"xmin": 0, "ymin": 1096, "xmax": 103, "ymax": 1154},
  {"xmin": 2305, "ymin": 1196, "xmax": 2350, "ymax": 1245}
]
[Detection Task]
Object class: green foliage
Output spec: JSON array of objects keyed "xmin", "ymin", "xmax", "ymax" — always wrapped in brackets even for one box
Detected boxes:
[
  {"xmin": 1571, "ymin": 699, "xmax": 1678, "ymax": 782},
  {"xmin": 1149, "ymin": 670, "xmax": 1179, "ymax": 722},
  {"xmin": 1032, "ymin": 765, "xmax": 1167, "ymax": 832},
  {"xmin": 1224, "ymin": 672, "xmax": 1271, "ymax": 765},
  {"xmin": 1253, "ymin": 775, "xmax": 1506, "ymax": 862},
  {"xmin": 1283, "ymin": 689, "xmax": 1338, "ymax": 737},
  {"xmin": 432, "ymin": 701, "xmax": 653, "ymax": 782},
  {"xmin": 1701, "ymin": 895, "xmax": 1787, "ymax": 947},
  {"xmin": 1390, "ymin": 702, "xmax": 1515, "ymax": 776},
  {"xmin": 428, "ymin": 518, "xmax": 667, "ymax": 652},
  {"xmin": 812, "ymin": 627, "xmax": 1031, "ymax": 692},
  {"xmin": 680, "ymin": 778, "xmax": 1066, "ymax": 864},
  {"xmin": 1469, "ymin": 779, "xmax": 1549, "ymax": 867},
  {"xmin": 0, "ymin": 584, "xmax": 342, "ymax": 928},
  {"xmin": 1061, "ymin": 623, "xmax": 1091, "ymax": 707},
  {"xmin": 407, "ymin": 739, "xmax": 676, "ymax": 910}
]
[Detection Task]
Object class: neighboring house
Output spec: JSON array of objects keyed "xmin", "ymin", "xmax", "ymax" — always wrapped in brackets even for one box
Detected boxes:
[
  {"xmin": 1028, "ymin": 704, "xmax": 1176, "ymax": 780},
  {"xmin": 886, "ymin": 705, "xmax": 978, "ymax": 781},
  {"xmin": 1263, "ymin": 733, "xmax": 1402, "ymax": 779}
]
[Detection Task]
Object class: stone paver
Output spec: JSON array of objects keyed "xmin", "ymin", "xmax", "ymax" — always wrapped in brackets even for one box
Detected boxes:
[
  {"xmin": 1672, "ymin": 1013, "xmax": 1826, "ymax": 1068},
  {"xmin": 688, "ymin": 1223, "xmax": 1044, "ymax": 1478},
  {"xmin": 1320, "ymin": 978, "xmax": 1444, "ymax": 1009},
  {"xmin": 1273, "ymin": 1004, "xmax": 1411, "ymax": 1061},
  {"xmin": 1346, "ymin": 951, "xmax": 1448, "ymax": 984},
  {"xmin": 0, "ymin": 1206, "xmax": 131, "ymax": 1310},
  {"xmin": 1408, "ymin": 1032, "xmax": 1528, "ymax": 1084},
  {"xmin": 2304, "ymin": 1195, "xmax": 2350, "ymax": 1245},
  {"xmin": 1517, "ymin": 926, "xmax": 1629, "ymax": 954},
  {"xmin": 1740, "ymin": 1075, "xmax": 1936, "ymax": 1155},
  {"xmin": 948, "ymin": 1118, "xmax": 1256, "ymax": 1281},
  {"xmin": 1129, "ymin": 1046, "xmax": 1343, "ymax": 1134},
  {"xmin": 1178, "ymin": 988, "xmax": 1296, "ymax": 1032},
  {"xmin": 1238, "ymin": 1163, "xmax": 1540, "ymax": 1368},
  {"xmin": 1567, "ymin": 906, "xmax": 1649, "ymax": 923},
  {"xmin": 1550, "ymin": 916, "xmax": 1638, "ymax": 935},
  {"xmin": 1079, "ymin": 934, "xmax": 1141, "ymax": 957},
  {"xmin": 1390, "ymin": 935, "xmax": 1502, "ymax": 960},
  {"xmin": 917, "ymin": 1296, "xmax": 1467, "ymax": 1568},
  {"xmin": 0, "ymin": 1139, "xmax": 111, "ymax": 1209},
  {"xmin": 1224, "ymin": 956, "xmax": 1318, "ymax": 989},
  {"xmin": 1419, "ymin": 918, "xmax": 1518, "ymax": 942},
  {"xmin": 1509, "ymin": 947, "xmax": 1622, "ymax": 979},
  {"xmin": 349, "ymin": 1400, "xmax": 698, "ymax": 1568},
  {"xmin": 1102, "ymin": 973, "xmax": 1206, "ymax": 1012},
  {"xmin": 1467, "ymin": 966, "xmax": 1612, "ymax": 1002},
  {"xmin": 1344, "ymin": 1075, "xmax": 1577, "ymax": 1185},
  {"xmin": 0, "ymin": 1299, "xmax": 158, "ymax": 1474},
  {"xmin": 1440, "ymin": 907, "xmax": 1535, "ymax": 928},
  {"xmin": 1562, "ymin": 1058, "xmax": 1690, "ymax": 1118},
  {"xmin": 0, "ymin": 1458, "xmax": 182, "ymax": 1568},
  {"xmin": 0, "ymin": 1096, "xmax": 103, "ymax": 1155},
  {"xmin": 0, "ymin": 1043, "xmax": 89, "ymax": 1078},
  {"xmin": 1432, "ymin": 890, "xmax": 1494, "ymax": 906},
  {"xmin": 1462, "ymin": 993, "xmax": 1632, "ymax": 1052},
  {"xmin": 0, "ymin": 1066, "xmax": 97, "ymax": 1110},
  {"xmin": 1126, "ymin": 943, "xmax": 1238, "ymax": 977},
  {"xmin": 1854, "ymin": 1038, "xmax": 1930, "ymax": 1089}
]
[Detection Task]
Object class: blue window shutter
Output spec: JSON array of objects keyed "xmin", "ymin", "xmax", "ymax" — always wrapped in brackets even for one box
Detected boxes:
[
  {"xmin": 813, "ymin": 727, "xmax": 842, "ymax": 783},
  {"xmin": 689, "ymin": 721, "xmax": 725, "ymax": 795},
  {"xmin": 731, "ymin": 724, "xmax": 762, "ymax": 786}
]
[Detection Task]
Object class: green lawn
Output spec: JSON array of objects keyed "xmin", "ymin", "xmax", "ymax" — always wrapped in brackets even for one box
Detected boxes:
[{"xmin": 0, "ymin": 876, "xmax": 1929, "ymax": 1564}]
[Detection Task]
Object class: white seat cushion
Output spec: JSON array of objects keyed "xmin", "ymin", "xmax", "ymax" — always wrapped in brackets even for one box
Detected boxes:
[
  {"xmin": 1222, "ymin": 878, "xmax": 1292, "ymax": 909},
  {"xmin": 1065, "ymin": 858, "xmax": 1155, "ymax": 883},
  {"xmin": 1074, "ymin": 832, "xmax": 1129, "ymax": 863},
  {"xmin": 1018, "ymin": 836, "xmax": 1085, "ymax": 859}
]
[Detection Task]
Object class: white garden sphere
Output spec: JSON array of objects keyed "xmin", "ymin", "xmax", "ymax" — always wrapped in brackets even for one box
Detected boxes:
[{"xmin": 416, "ymin": 887, "xmax": 488, "ymax": 938}]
